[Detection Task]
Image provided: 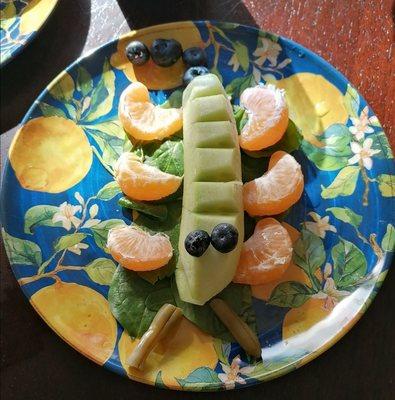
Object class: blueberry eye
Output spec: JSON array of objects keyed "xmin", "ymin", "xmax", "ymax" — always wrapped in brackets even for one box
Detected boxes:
[
  {"xmin": 184, "ymin": 230, "xmax": 211, "ymax": 257},
  {"xmin": 211, "ymin": 223, "xmax": 238, "ymax": 253}
]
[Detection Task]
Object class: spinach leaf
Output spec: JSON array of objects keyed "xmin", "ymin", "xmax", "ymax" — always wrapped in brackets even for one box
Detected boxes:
[
  {"xmin": 108, "ymin": 267, "xmax": 174, "ymax": 338},
  {"xmin": 233, "ymin": 105, "xmax": 247, "ymax": 133},
  {"xmin": 241, "ymin": 151, "xmax": 269, "ymax": 183},
  {"xmin": 108, "ymin": 267, "xmax": 256, "ymax": 342},
  {"xmin": 144, "ymin": 137, "xmax": 184, "ymax": 177},
  {"xmin": 135, "ymin": 200, "xmax": 182, "ymax": 283},
  {"xmin": 118, "ymin": 197, "xmax": 168, "ymax": 221}
]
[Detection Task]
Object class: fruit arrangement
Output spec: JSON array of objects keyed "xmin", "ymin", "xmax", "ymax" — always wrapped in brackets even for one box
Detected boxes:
[{"xmin": 106, "ymin": 38, "xmax": 305, "ymax": 369}]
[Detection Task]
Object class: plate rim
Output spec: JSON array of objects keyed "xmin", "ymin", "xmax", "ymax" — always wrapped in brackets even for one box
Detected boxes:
[
  {"xmin": 0, "ymin": 0, "xmax": 59, "ymax": 67},
  {"xmin": 1, "ymin": 19, "xmax": 394, "ymax": 391}
]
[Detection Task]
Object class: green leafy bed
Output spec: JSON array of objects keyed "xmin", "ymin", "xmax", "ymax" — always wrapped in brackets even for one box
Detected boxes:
[{"xmin": 108, "ymin": 101, "xmax": 301, "ymax": 341}]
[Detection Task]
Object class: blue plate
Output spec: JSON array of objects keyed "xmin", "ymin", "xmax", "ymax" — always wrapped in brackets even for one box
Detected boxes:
[{"xmin": 1, "ymin": 21, "xmax": 394, "ymax": 391}]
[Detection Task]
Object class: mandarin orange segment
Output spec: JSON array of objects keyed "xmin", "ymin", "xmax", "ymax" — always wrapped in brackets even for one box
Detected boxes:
[
  {"xmin": 115, "ymin": 152, "xmax": 182, "ymax": 201},
  {"xmin": 239, "ymin": 84, "xmax": 289, "ymax": 151},
  {"xmin": 107, "ymin": 225, "xmax": 173, "ymax": 271},
  {"xmin": 251, "ymin": 222, "xmax": 309, "ymax": 300},
  {"xmin": 119, "ymin": 82, "xmax": 182, "ymax": 141},
  {"xmin": 233, "ymin": 218, "xmax": 293, "ymax": 285},
  {"xmin": 243, "ymin": 150, "xmax": 304, "ymax": 216}
]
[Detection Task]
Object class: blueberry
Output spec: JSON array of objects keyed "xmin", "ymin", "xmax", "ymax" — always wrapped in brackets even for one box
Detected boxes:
[
  {"xmin": 182, "ymin": 47, "xmax": 208, "ymax": 67},
  {"xmin": 185, "ymin": 230, "xmax": 211, "ymax": 257},
  {"xmin": 183, "ymin": 66, "xmax": 210, "ymax": 86},
  {"xmin": 125, "ymin": 41, "xmax": 150, "ymax": 66},
  {"xmin": 150, "ymin": 39, "xmax": 182, "ymax": 67},
  {"xmin": 211, "ymin": 223, "xmax": 238, "ymax": 253}
]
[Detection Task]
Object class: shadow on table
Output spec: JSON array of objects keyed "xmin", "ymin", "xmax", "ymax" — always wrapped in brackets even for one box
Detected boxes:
[
  {"xmin": 117, "ymin": 0, "xmax": 259, "ymax": 30},
  {"xmin": 0, "ymin": 0, "xmax": 91, "ymax": 133}
]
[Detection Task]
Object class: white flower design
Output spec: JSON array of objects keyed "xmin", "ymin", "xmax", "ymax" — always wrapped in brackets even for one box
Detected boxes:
[
  {"xmin": 52, "ymin": 202, "xmax": 82, "ymax": 231},
  {"xmin": 305, "ymin": 212, "xmax": 337, "ymax": 239},
  {"xmin": 218, "ymin": 356, "xmax": 255, "ymax": 389},
  {"xmin": 227, "ymin": 53, "xmax": 240, "ymax": 72},
  {"xmin": 313, "ymin": 276, "xmax": 350, "ymax": 310},
  {"xmin": 68, "ymin": 242, "xmax": 89, "ymax": 255},
  {"xmin": 349, "ymin": 106, "xmax": 376, "ymax": 141},
  {"xmin": 348, "ymin": 138, "xmax": 380, "ymax": 170},
  {"xmin": 82, "ymin": 204, "xmax": 101, "ymax": 228},
  {"xmin": 74, "ymin": 191, "xmax": 85, "ymax": 206},
  {"xmin": 253, "ymin": 37, "xmax": 281, "ymax": 67}
]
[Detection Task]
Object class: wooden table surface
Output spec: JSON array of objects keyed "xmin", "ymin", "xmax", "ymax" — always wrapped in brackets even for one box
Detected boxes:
[{"xmin": 1, "ymin": 1, "xmax": 394, "ymax": 399}]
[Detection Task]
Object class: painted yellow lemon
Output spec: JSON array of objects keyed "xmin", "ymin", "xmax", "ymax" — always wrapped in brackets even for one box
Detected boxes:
[
  {"xmin": 111, "ymin": 22, "xmax": 203, "ymax": 90},
  {"xmin": 282, "ymin": 298, "xmax": 331, "ymax": 340},
  {"xmin": 19, "ymin": 0, "xmax": 58, "ymax": 35},
  {"xmin": 30, "ymin": 281, "xmax": 117, "ymax": 365},
  {"xmin": 270, "ymin": 73, "xmax": 348, "ymax": 146},
  {"xmin": 9, "ymin": 116, "xmax": 92, "ymax": 193},
  {"xmin": 118, "ymin": 317, "xmax": 218, "ymax": 388},
  {"xmin": 252, "ymin": 222, "xmax": 309, "ymax": 300}
]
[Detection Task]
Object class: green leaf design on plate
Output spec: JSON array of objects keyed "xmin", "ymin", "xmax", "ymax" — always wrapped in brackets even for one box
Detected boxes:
[
  {"xmin": 91, "ymin": 219, "xmax": 126, "ymax": 252},
  {"xmin": 332, "ymin": 237, "xmax": 367, "ymax": 289},
  {"xmin": 382, "ymin": 224, "xmax": 395, "ymax": 252},
  {"xmin": 377, "ymin": 174, "xmax": 394, "ymax": 197},
  {"xmin": 144, "ymin": 137, "xmax": 184, "ymax": 177},
  {"xmin": 85, "ymin": 258, "xmax": 117, "ymax": 285},
  {"xmin": 302, "ymin": 124, "xmax": 352, "ymax": 171},
  {"xmin": 343, "ymin": 84, "xmax": 360, "ymax": 118},
  {"xmin": 2, "ymin": 228, "xmax": 42, "ymax": 266},
  {"xmin": 38, "ymin": 102, "xmax": 67, "ymax": 118},
  {"xmin": 76, "ymin": 66, "xmax": 93, "ymax": 96},
  {"xmin": 54, "ymin": 233, "xmax": 87, "ymax": 252},
  {"xmin": 213, "ymin": 339, "xmax": 231, "ymax": 365},
  {"xmin": 257, "ymin": 30, "xmax": 279, "ymax": 43},
  {"xmin": 225, "ymin": 74, "xmax": 255, "ymax": 98},
  {"xmin": 24, "ymin": 205, "xmax": 62, "ymax": 234},
  {"xmin": 89, "ymin": 119, "xmax": 126, "ymax": 138},
  {"xmin": 216, "ymin": 22, "xmax": 239, "ymax": 30},
  {"xmin": 160, "ymin": 89, "xmax": 183, "ymax": 109},
  {"xmin": 96, "ymin": 180, "xmax": 121, "ymax": 201},
  {"xmin": 268, "ymin": 281, "xmax": 313, "ymax": 307},
  {"xmin": 326, "ymin": 207, "xmax": 362, "ymax": 228},
  {"xmin": 176, "ymin": 367, "xmax": 221, "ymax": 389},
  {"xmin": 118, "ymin": 197, "xmax": 168, "ymax": 221},
  {"xmin": 233, "ymin": 40, "xmax": 250, "ymax": 71},
  {"xmin": 64, "ymin": 103, "xmax": 77, "ymax": 120},
  {"xmin": 155, "ymin": 371, "xmax": 167, "ymax": 388},
  {"xmin": 371, "ymin": 131, "xmax": 393, "ymax": 159},
  {"xmin": 49, "ymin": 72, "xmax": 75, "ymax": 102},
  {"xmin": 293, "ymin": 229, "xmax": 325, "ymax": 277},
  {"xmin": 321, "ymin": 166, "xmax": 360, "ymax": 199},
  {"xmin": 83, "ymin": 59, "xmax": 115, "ymax": 122},
  {"xmin": 84, "ymin": 123, "xmax": 126, "ymax": 170}
]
